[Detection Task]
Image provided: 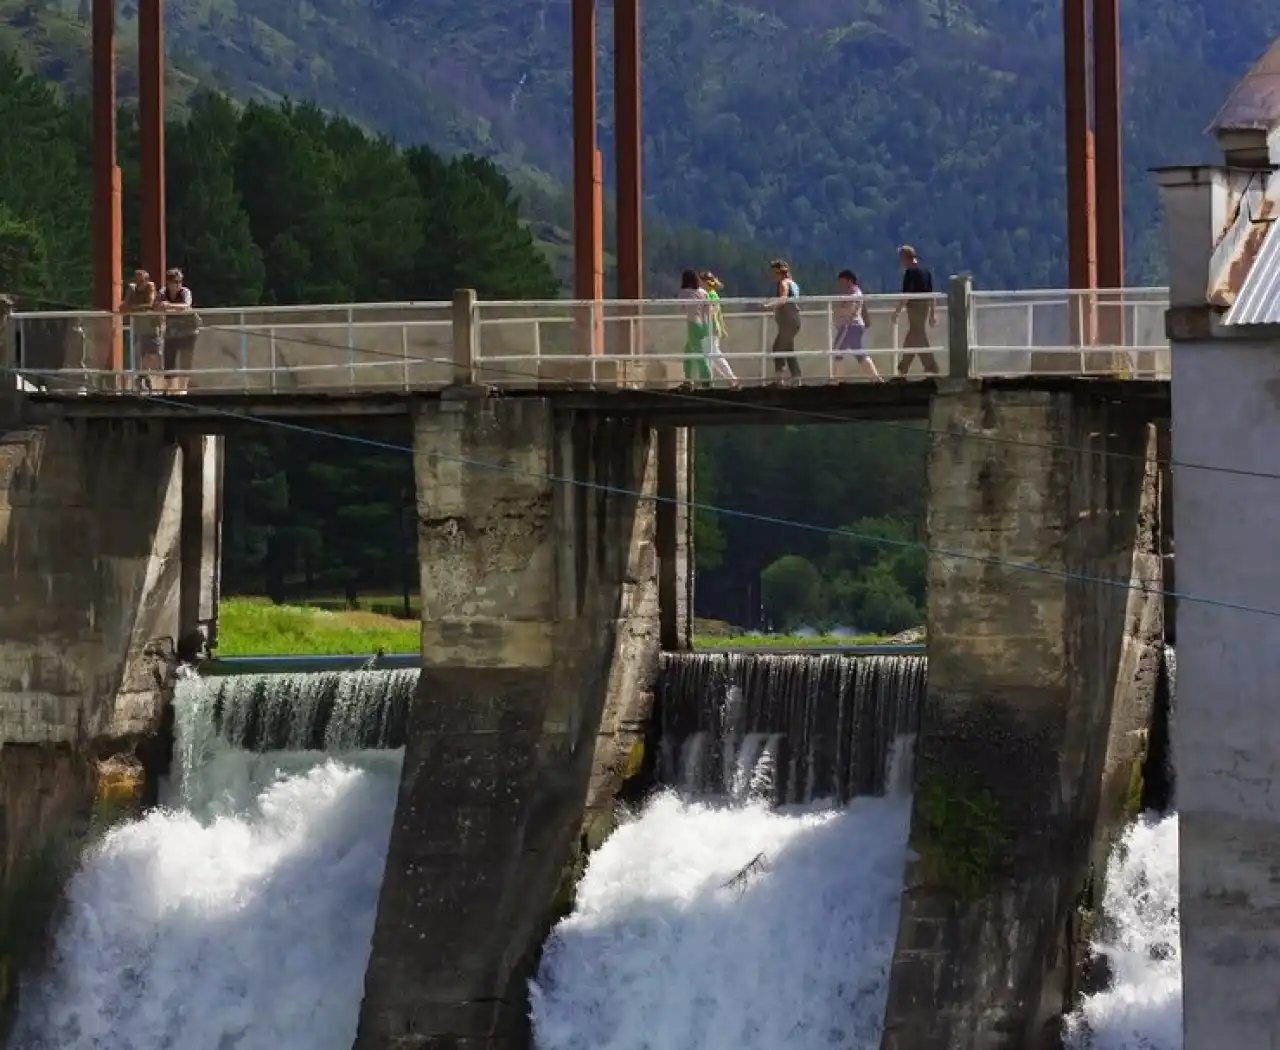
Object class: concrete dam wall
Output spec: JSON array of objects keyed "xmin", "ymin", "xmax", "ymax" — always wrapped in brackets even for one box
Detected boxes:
[
  {"xmin": 0, "ymin": 418, "xmax": 189, "ymax": 1017},
  {"xmin": 0, "ymin": 382, "xmax": 1175, "ymax": 1049}
]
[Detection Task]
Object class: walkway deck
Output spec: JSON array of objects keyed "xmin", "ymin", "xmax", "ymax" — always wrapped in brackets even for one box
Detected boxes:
[{"xmin": 3, "ymin": 285, "xmax": 1171, "ymax": 420}]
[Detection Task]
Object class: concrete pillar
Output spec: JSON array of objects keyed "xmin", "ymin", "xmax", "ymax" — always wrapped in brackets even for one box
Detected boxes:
[
  {"xmin": 355, "ymin": 395, "xmax": 661, "ymax": 1050},
  {"xmin": 1171, "ymin": 333, "xmax": 1280, "ymax": 1050},
  {"xmin": 657, "ymin": 426, "xmax": 694, "ymax": 650},
  {"xmin": 0, "ymin": 419, "xmax": 183, "ymax": 1017},
  {"xmin": 178, "ymin": 434, "xmax": 224, "ymax": 662},
  {"xmin": 880, "ymin": 386, "xmax": 1162, "ymax": 1050}
]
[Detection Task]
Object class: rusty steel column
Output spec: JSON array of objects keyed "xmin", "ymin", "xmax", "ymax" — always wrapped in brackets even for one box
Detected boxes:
[
  {"xmin": 1093, "ymin": 0, "xmax": 1125, "ymax": 350},
  {"xmin": 138, "ymin": 0, "xmax": 166, "ymax": 282},
  {"xmin": 1063, "ymin": 0, "xmax": 1097, "ymax": 347},
  {"xmin": 615, "ymin": 0, "xmax": 643, "ymax": 302},
  {"xmin": 92, "ymin": 0, "xmax": 123, "ymax": 370},
  {"xmin": 572, "ymin": 0, "xmax": 602, "ymax": 304}
]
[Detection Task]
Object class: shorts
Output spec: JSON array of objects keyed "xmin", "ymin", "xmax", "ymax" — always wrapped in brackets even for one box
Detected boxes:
[{"xmin": 833, "ymin": 324, "xmax": 867, "ymax": 359}]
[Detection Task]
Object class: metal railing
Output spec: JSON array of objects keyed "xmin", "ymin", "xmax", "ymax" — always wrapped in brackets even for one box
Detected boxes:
[
  {"xmin": 470, "ymin": 293, "xmax": 948, "ymax": 388},
  {"xmin": 969, "ymin": 287, "xmax": 1170, "ymax": 379},
  {"xmin": 4, "ymin": 301, "xmax": 454, "ymax": 395},
  {"xmin": 1, "ymin": 287, "xmax": 1173, "ymax": 396}
]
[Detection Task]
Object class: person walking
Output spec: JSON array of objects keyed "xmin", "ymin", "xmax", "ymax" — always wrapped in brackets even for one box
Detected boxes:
[
  {"xmin": 833, "ymin": 269, "xmax": 881, "ymax": 381},
  {"xmin": 764, "ymin": 259, "xmax": 802, "ymax": 384},
  {"xmin": 699, "ymin": 271, "xmax": 740, "ymax": 388},
  {"xmin": 891, "ymin": 245, "xmax": 938, "ymax": 376},
  {"xmin": 678, "ymin": 269, "xmax": 713, "ymax": 386}
]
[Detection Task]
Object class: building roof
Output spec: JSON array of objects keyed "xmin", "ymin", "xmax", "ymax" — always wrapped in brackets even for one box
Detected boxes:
[
  {"xmin": 1224, "ymin": 217, "xmax": 1280, "ymax": 325},
  {"xmin": 1209, "ymin": 39, "xmax": 1280, "ymax": 134}
]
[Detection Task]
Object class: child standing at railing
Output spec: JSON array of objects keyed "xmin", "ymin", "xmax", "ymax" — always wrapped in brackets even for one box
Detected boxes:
[
  {"xmin": 699, "ymin": 271, "xmax": 740, "ymax": 388},
  {"xmin": 679, "ymin": 269, "xmax": 713, "ymax": 386}
]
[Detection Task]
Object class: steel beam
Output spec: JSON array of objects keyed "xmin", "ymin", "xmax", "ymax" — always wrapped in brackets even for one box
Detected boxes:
[
  {"xmin": 572, "ymin": 0, "xmax": 602, "ymax": 304},
  {"xmin": 1093, "ymin": 0, "xmax": 1126, "ymax": 348},
  {"xmin": 138, "ymin": 0, "xmax": 167, "ymax": 282},
  {"xmin": 92, "ymin": 0, "xmax": 123, "ymax": 369},
  {"xmin": 614, "ymin": 0, "xmax": 643, "ymax": 302},
  {"xmin": 1063, "ymin": 0, "xmax": 1096, "ymax": 292}
]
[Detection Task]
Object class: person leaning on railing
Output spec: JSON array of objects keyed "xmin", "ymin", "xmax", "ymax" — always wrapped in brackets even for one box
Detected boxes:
[
  {"xmin": 121, "ymin": 269, "xmax": 160, "ymax": 383},
  {"xmin": 154, "ymin": 268, "xmax": 200, "ymax": 393}
]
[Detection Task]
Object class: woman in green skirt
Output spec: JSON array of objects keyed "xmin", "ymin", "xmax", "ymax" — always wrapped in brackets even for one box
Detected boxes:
[{"xmin": 679, "ymin": 269, "xmax": 713, "ymax": 385}]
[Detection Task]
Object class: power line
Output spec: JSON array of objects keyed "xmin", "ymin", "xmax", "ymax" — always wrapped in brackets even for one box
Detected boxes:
[
  {"xmin": 5, "ymin": 286, "xmax": 1251, "ymax": 479},
  {"xmin": 70, "ymin": 385, "xmax": 1275, "ymax": 623}
]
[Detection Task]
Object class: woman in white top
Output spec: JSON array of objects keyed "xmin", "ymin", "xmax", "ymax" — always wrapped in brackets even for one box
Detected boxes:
[
  {"xmin": 832, "ymin": 268, "xmax": 881, "ymax": 380},
  {"xmin": 679, "ymin": 269, "xmax": 713, "ymax": 385}
]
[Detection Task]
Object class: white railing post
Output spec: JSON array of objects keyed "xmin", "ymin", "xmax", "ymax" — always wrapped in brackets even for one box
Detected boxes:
[
  {"xmin": 400, "ymin": 324, "xmax": 410, "ymax": 392},
  {"xmin": 452, "ymin": 288, "xmax": 477, "ymax": 385},
  {"xmin": 825, "ymin": 300, "xmax": 835, "ymax": 381},
  {"xmin": 760, "ymin": 312, "xmax": 769, "ymax": 385},
  {"xmin": 947, "ymin": 275, "xmax": 973, "ymax": 380},
  {"xmin": 269, "ymin": 328, "xmax": 278, "ymax": 394},
  {"xmin": 346, "ymin": 306, "xmax": 356, "ymax": 393},
  {"xmin": 239, "ymin": 312, "xmax": 248, "ymax": 379}
]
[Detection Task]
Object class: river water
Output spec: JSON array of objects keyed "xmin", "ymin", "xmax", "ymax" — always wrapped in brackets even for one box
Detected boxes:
[{"xmin": 10, "ymin": 670, "xmax": 1182, "ymax": 1050}]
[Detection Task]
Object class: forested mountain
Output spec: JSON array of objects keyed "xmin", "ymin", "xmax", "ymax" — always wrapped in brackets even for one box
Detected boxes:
[
  {"xmin": 2, "ymin": 2, "xmax": 1276, "ymax": 634},
  {"xmin": 6, "ymin": 0, "xmax": 1278, "ymax": 291}
]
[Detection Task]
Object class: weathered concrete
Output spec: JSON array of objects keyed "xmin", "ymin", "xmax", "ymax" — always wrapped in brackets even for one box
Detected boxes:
[
  {"xmin": 0, "ymin": 420, "xmax": 183, "ymax": 743},
  {"xmin": 178, "ymin": 434, "xmax": 224, "ymax": 661},
  {"xmin": 880, "ymin": 386, "xmax": 1162, "ymax": 1050},
  {"xmin": 1171, "ymin": 333, "xmax": 1280, "ymax": 1050},
  {"xmin": 0, "ymin": 417, "xmax": 186, "ymax": 1026},
  {"xmin": 355, "ymin": 395, "xmax": 661, "ymax": 1050},
  {"xmin": 657, "ymin": 425, "xmax": 694, "ymax": 650}
]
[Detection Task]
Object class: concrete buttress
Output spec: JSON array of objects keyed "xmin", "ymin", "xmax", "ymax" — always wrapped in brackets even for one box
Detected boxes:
[
  {"xmin": 354, "ymin": 395, "xmax": 662, "ymax": 1050},
  {"xmin": 879, "ymin": 387, "xmax": 1162, "ymax": 1050},
  {"xmin": 0, "ymin": 418, "xmax": 186, "ymax": 1023}
]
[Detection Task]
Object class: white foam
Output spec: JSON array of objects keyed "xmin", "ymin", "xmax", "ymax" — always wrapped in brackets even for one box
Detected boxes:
[
  {"xmin": 531, "ymin": 791, "xmax": 912, "ymax": 1050},
  {"xmin": 12, "ymin": 754, "xmax": 401, "ymax": 1050},
  {"xmin": 1065, "ymin": 813, "xmax": 1182, "ymax": 1050}
]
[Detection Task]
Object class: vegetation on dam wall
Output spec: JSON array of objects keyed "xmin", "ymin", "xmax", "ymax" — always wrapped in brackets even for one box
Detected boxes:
[{"xmin": 912, "ymin": 769, "xmax": 1011, "ymax": 901}]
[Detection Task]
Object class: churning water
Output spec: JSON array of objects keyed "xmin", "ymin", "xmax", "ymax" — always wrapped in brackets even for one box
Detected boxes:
[
  {"xmin": 12, "ymin": 660, "xmax": 1183, "ymax": 1050},
  {"xmin": 10, "ymin": 677, "xmax": 404, "ymax": 1050}
]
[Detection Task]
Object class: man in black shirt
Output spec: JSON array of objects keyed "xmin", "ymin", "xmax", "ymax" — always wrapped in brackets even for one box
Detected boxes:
[{"xmin": 891, "ymin": 245, "xmax": 939, "ymax": 376}]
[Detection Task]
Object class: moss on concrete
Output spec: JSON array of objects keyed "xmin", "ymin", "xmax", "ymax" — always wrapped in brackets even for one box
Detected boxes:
[
  {"xmin": 1122, "ymin": 730, "xmax": 1149, "ymax": 822},
  {"xmin": 92, "ymin": 756, "xmax": 147, "ymax": 829},
  {"xmin": 913, "ymin": 769, "xmax": 1011, "ymax": 900}
]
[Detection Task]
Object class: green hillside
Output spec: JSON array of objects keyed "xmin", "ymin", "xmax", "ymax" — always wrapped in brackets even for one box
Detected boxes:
[{"xmin": 8, "ymin": 0, "xmax": 1279, "ymax": 292}]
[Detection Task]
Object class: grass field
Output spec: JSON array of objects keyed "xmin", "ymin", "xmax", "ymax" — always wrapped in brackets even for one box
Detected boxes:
[
  {"xmin": 217, "ymin": 598, "xmax": 906, "ymax": 657},
  {"xmin": 691, "ymin": 632, "xmax": 896, "ymax": 649},
  {"xmin": 218, "ymin": 597, "xmax": 420, "ymax": 656}
]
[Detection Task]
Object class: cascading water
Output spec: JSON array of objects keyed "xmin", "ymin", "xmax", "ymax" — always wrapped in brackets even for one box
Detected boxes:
[
  {"xmin": 180, "ymin": 669, "xmax": 419, "ymax": 756},
  {"xmin": 12, "ymin": 647, "xmax": 1183, "ymax": 1050},
  {"xmin": 10, "ymin": 673, "xmax": 405, "ymax": 1050},
  {"xmin": 1064, "ymin": 815, "xmax": 1181, "ymax": 1050},
  {"xmin": 656, "ymin": 653, "xmax": 925, "ymax": 802},
  {"xmin": 1064, "ymin": 643, "xmax": 1181, "ymax": 1050},
  {"xmin": 531, "ymin": 737, "xmax": 918, "ymax": 1050}
]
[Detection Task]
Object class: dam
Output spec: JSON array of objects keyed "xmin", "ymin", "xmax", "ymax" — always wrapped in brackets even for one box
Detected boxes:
[
  {"xmin": 9, "ymin": 648, "xmax": 1179, "ymax": 1049},
  {"xmin": 4, "ymin": 56, "xmax": 1280, "ymax": 1050}
]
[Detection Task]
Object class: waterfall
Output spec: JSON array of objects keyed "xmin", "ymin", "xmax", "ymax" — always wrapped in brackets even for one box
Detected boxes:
[
  {"xmin": 655, "ymin": 653, "xmax": 925, "ymax": 802},
  {"xmin": 11, "ymin": 673, "xmax": 406, "ymax": 1049},
  {"xmin": 176, "ymin": 668, "xmax": 418, "ymax": 757}
]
